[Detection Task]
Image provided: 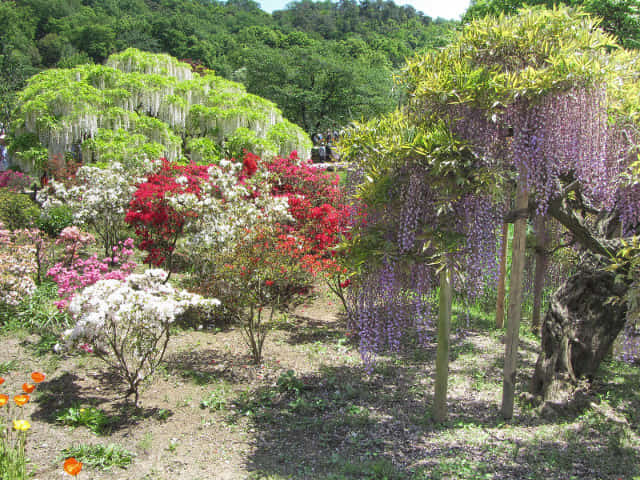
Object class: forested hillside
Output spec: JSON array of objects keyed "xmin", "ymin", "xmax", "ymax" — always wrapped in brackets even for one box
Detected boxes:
[{"xmin": 0, "ymin": 0, "xmax": 456, "ymax": 131}]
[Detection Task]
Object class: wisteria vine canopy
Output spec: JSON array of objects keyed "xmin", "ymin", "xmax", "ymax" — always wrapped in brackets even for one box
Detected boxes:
[
  {"xmin": 405, "ymin": 5, "xmax": 640, "ymax": 212},
  {"xmin": 9, "ymin": 48, "xmax": 312, "ymax": 172},
  {"xmin": 339, "ymin": 5, "xmax": 640, "ymax": 368}
]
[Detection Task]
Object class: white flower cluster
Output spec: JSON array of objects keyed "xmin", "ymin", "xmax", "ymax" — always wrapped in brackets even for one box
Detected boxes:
[
  {"xmin": 72, "ymin": 163, "xmax": 140, "ymax": 224},
  {"xmin": 63, "ymin": 268, "xmax": 220, "ymax": 347},
  {"xmin": 0, "ymin": 228, "xmax": 37, "ymax": 306},
  {"xmin": 38, "ymin": 163, "xmax": 139, "ymax": 251},
  {"xmin": 168, "ymin": 160, "xmax": 291, "ymax": 256}
]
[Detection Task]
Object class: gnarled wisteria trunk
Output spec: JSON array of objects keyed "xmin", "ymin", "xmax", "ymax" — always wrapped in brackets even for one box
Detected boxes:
[{"xmin": 529, "ymin": 259, "xmax": 630, "ymax": 405}]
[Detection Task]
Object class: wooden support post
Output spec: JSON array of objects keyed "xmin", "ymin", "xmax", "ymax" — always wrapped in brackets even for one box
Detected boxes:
[
  {"xmin": 433, "ymin": 265, "xmax": 453, "ymax": 423},
  {"xmin": 496, "ymin": 223, "xmax": 509, "ymax": 329},
  {"xmin": 501, "ymin": 183, "xmax": 528, "ymax": 419}
]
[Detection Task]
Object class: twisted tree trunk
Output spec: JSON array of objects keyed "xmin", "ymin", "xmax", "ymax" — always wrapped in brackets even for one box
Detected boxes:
[
  {"xmin": 529, "ymin": 261, "xmax": 629, "ymax": 404},
  {"xmin": 507, "ymin": 185, "xmax": 633, "ymax": 406}
]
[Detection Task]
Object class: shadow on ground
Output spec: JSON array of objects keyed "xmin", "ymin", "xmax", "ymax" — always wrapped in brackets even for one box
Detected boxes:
[{"xmin": 235, "ymin": 328, "xmax": 640, "ymax": 480}]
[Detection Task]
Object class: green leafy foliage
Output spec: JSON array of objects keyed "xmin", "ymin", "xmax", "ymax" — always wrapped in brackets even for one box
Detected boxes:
[
  {"xmin": 464, "ymin": 0, "xmax": 640, "ymax": 49},
  {"xmin": 36, "ymin": 204, "xmax": 73, "ymax": 237},
  {"xmin": 56, "ymin": 405, "xmax": 113, "ymax": 435},
  {"xmin": 0, "ymin": 189, "xmax": 39, "ymax": 230},
  {"xmin": 60, "ymin": 443, "xmax": 135, "ymax": 471}
]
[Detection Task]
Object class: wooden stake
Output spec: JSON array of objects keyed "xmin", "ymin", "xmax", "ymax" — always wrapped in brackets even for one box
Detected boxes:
[{"xmin": 496, "ymin": 222, "xmax": 509, "ymax": 329}]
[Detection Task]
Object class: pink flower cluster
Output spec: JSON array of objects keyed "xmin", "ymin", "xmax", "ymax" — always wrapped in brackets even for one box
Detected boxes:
[
  {"xmin": 48, "ymin": 235, "xmax": 137, "ymax": 310},
  {"xmin": 0, "ymin": 171, "xmax": 33, "ymax": 192},
  {"xmin": 56, "ymin": 226, "xmax": 96, "ymax": 265}
]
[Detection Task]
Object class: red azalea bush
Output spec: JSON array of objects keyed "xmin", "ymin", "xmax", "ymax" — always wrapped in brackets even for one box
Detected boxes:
[
  {"xmin": 265, "ymin": 151, "xmax": 352, "ymax": 253},
  {"xmin": 125, "ymin": 159, "xmax": 209, "ymax": 270},
  {"xmin": 265, "ymin": 152, "xmax": 356, "ymax": 308}
]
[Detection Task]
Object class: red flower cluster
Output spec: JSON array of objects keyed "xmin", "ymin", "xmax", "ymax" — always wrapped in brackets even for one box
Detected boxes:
[
  {"xmin": 125, "ymin": 159, "xmax": 209, "ymax": 266},
  {"xmin": 265, "ymin": 152, "xmax": 352, "ymax": 253}
]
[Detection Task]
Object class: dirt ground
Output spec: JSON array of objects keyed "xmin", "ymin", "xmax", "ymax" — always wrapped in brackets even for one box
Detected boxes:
[{"xmin": 1, "ymin": 289, "xmax": 639, "ymax": 480}]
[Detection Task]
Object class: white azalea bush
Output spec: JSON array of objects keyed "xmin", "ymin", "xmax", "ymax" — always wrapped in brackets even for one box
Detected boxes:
[
  {"xmin": 37, "ymin": 162, "xmax": 140, "ymax": 255},
  {"xmin": 172, "ymin": 158, "xmax": 292, "ymax": 263},
  {"xmin": 62, "ymin": 269, "xmax": 220, "ymax": 405}
]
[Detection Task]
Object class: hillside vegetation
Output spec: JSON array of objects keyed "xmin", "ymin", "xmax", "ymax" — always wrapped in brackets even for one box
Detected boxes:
[{"xmin": 0, "ymin": 0, "xmax": 457, "ymax": 131}]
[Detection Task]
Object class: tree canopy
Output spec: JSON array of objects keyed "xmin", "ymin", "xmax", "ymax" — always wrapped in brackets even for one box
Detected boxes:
[
  {"xmin": 464, "ymin": 0, "xmax": 640, "ymax": 49},
  {"xmin": 10, "ymin": 49, "xmax": 311, "ymax": 172},
  {"xmin": 0, "ymin": 0, "xmax": 457, "ymax": 130}
]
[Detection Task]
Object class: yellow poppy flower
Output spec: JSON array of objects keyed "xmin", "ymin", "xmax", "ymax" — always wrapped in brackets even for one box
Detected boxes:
[{"xmin": 13, "ymin": 419, "xmax": 31, "ymax": 431}]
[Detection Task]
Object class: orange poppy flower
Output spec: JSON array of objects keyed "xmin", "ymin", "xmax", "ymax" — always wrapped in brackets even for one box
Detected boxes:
[
  {"xmin": 31, "ymin": 372, "xmax": 45, "ymax": 383},
  {"xmin": 0, "ymin": 394, "xmax": 8, "ymax": 407},
  {"xmin": 14, "ymin": 394, "xmax": 30, "ymax": 406},
  {"xmin": 0, "ymin": 377, "xmax": 4, "ymax": 385},
  {"xmin": 63, "ymin": 457, "xmax": 83, "ymax": 476},
  {"xmin": 22, "ymin": 383, "xmax": 35, "ymax": 394}
]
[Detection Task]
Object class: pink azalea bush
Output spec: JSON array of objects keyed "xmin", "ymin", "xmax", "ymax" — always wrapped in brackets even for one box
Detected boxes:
[
  {"xmin": 0, "ymin": 171, "xmax": 33, "ymax": 192},
  {"xmin": 47, "ymin": 227, "xmax": 136, "ymax": 310}
]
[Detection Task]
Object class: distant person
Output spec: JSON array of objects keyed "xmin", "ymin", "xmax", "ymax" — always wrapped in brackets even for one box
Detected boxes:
[{"xmin": 0, "ymin": 133, "xmax": 8, "ymax": 172}]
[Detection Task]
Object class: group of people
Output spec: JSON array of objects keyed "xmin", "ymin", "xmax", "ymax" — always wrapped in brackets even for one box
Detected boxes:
[{"xmin": 311, "ymin": 130, "xmax": 343, "ymax": 163}]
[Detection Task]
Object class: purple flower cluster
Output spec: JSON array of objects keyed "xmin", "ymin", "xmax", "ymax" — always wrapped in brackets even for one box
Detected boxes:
[{"xmin": 346, "ymin": 261, "xmax": 435, "ymax": 372}]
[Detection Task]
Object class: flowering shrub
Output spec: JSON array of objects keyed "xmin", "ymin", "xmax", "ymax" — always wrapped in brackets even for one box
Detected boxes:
[
  {"xmin": 0, "ymin": 226, "xmax": 37, "ymax": 308},
  {"xmin": 177, "ymin": 156, "xmax": 291, "ymax": 258},
  {"xmin": 126, "ymin": 152, "xmax": 353, "ymax": 362},
  {"xmin": 125, "ymin": 160, "xmax": 209, "ymax": 272},
  {"xmin": 127, "ymin": 155, "xmax": 291, "ymax": 274},
  {"xmin": 265, "ymin": 152, "xmax": 356, "ymax": 312},
  {"xmin": 63, "ymin": 269, "xmax": 220, "ymax": 405},
  {"xmin": 37, "ymin": 162, "xmax": 137, "ymax": 255},
  {"xmin": 0, "ymin": 171, "xmax": 33, "ymax": 192},
  {"xmin": 47, "ymin": 227, "xmax": 136, "ymax": 311},
  {"xmin": 265, "ymin": 152, "xmax": 352, "ymax": 253},
  {"xmin": 200, "ymin": 225, "xmax": 317, "ymax": 363}
]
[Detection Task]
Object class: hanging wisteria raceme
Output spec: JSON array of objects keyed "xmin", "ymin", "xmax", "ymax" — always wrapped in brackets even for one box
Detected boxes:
[
  {"xmin": 452, "ymin": 194, "xmax": 503, "ymax": 301},
  {"xmin": 345, "ymin": 163, "xmax": 502, "ymax": 366},
  {"xmin": 346, "ymin": 261, "xmax": 435, "ymax": 372},
  {"xmin": 451, "ymin": 87, "xmax": 635, "ymax": 219}
]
